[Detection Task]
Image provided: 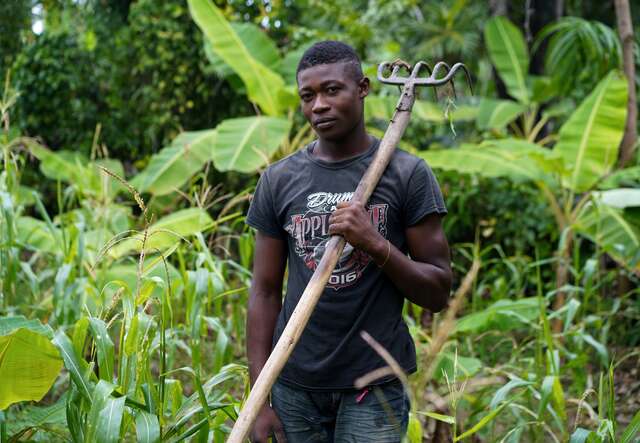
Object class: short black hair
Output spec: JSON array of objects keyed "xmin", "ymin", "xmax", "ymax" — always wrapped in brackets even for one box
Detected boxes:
[{"xmin": 296, "ymin": 40, "xmax": 363, "ymax": 81}]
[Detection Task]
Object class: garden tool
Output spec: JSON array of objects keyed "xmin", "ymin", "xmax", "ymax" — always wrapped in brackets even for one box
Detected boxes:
[{"xmin": 228, "ymin": 60, "xmax": 472, "ymax": 443}]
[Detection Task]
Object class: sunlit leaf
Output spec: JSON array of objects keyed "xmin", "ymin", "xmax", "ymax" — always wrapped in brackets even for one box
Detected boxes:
[
  {"xmin": 0, "ymin": 323, "xmax": 63, "ymax": 409},
  {"xmin": 212, "ymin": 116, "xmax": 291, "ymax": 173},
  {"xmin": 555, "ymin": 70, "xmax": 627, "ymax": 192}
]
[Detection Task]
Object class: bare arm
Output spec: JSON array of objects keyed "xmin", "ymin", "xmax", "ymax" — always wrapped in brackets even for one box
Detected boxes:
[
  {"xmin": 246, "ymin": 231, "xmax": 288, "ymax": 442},
  {"xmin": 247, "ymin": 231, "xmax": 287, "ymax": 387},
  {"xmin": 329, "ymin": 203, "xmax": 452, "ymax": 312}
]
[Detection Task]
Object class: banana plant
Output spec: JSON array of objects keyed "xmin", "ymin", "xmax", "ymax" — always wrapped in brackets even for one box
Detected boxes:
[
  {"xmin": 421, "ymin": 70, "xmax": 636, "ymax": 315},
  {"xmin": 480, "ymin": 16, "xmax": 565, "ymax": 138}
]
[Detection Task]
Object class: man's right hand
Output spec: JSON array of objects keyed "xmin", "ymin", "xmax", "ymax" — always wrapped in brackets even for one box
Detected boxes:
[{"xmin": 250, "ymin": 405, "xmax": 287, "ymax": 443}]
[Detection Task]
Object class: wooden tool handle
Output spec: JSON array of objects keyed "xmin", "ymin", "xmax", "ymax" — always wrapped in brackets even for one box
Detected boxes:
[{"xmin": 227, "ymin": 81, "xmax": 417, "ymax": 443}]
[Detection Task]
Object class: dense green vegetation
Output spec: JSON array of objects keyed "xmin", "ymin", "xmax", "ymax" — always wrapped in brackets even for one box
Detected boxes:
[{"xmin": 1, "ymin": 1, "xmax": 639, "ymax": 442}]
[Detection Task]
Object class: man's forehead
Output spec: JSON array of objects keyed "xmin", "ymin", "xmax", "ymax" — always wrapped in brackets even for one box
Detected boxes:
[{"xmin": 297, "ymin": 62, "xmax": 353, "ymax": 87}]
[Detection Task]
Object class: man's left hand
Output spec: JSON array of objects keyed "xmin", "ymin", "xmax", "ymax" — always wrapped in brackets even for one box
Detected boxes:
[{"xmin": 328, "ymin": 201, "xmax": 382, "ymax": 253}]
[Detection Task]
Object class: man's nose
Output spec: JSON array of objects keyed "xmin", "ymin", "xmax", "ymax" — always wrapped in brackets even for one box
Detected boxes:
[{"xmin": 312, "ymin": 95, "xmax": 330, "ymax": 113}]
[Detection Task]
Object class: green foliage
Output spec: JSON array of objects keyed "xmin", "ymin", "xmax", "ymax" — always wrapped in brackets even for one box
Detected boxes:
[
  {"xmin": 0, "ymin": 318, "xmax": 63, "ymax": 409},
  {"xmin": 0, "ymin": 0, "xmax": 32, "ymax": 78},
  {"xmin": 12, "ymin": 31, "xmax": 107, "ymax": 154},
  {"xmin": 534, "ymin": 17, "xmax": 622, "ymax": 97},
  {"xmin": 484, "ymin": 16, "xmax": 530, "ymax": 104}
]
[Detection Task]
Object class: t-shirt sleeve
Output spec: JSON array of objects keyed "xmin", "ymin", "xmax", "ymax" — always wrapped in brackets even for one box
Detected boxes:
[
  {"xmin": 246, "ymin": 171, "xmax": 286, "ymax": 238},
  {"xmin": 403, "ymin": 159, "xmax": 447, "ymax": 227}
]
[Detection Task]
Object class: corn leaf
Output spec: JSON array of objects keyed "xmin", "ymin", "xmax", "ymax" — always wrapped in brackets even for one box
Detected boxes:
[
  {"xmin": 88, "ymin": 318, "xmax": 115, "ymax": 382},
  {"xmin": 135, "ymin": 410, "xmax": 160, "ymax": 443}
]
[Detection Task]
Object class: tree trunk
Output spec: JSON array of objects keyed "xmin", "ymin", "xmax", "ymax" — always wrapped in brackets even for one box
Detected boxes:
[
  {"xmin": 614, "ymin": 0, "xmax": 637, "ymax": 167},
  {"xmin": 555, "ymin": 0, "xmax": 564, "ymax": 19},
  {"xmin": 490, "ymin": 0, "xmax": 507, "ymax": 16}
]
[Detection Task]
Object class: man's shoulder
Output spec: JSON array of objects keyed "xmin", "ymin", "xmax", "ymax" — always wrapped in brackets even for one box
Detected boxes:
[
  {"xmin": 388, "ymin": 147, "xmax": 426, "ymax": 177},
  {"xmin": 263, "ymin": 148, "xmax": 307, "ymax": 180}
]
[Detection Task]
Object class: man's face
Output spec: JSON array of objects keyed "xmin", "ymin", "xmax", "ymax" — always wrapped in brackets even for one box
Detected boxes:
[{"xmin": 297, "ymin": 62, "xmax": 369, "ymax": 141}]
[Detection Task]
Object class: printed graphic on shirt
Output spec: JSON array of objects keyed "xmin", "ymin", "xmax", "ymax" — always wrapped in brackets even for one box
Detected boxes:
[{"xmin": 284, "ymin": 191, "xmax": 388, "ymax": 290}]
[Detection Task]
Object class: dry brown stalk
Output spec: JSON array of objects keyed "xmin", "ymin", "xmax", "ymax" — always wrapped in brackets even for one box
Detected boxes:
[{"xmin": 422, "ymin": 258, "xmax": 481, "ymax": 382}]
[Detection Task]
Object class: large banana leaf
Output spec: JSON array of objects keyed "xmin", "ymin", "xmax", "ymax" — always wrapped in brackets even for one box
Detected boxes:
[
  {"xmin": 109, "ymin": 208, "xmax": 214, "ymax": 258},
  {"xmin": 575, "ymin": 195, "xmax": 640, "ymax": 271},
  {"xmin": 188, "ymin": 0, "xmax": 286, "ymax": 116},
  {"xmin": 0, "ymin": 318, "xmax": 63, "ymax": 409},
  {"xmin": 131, "ymin": 130, "xmax": 215, "ymax": 196},
  {"xmin": 484, "ymin": 16, "xmax": 530, "ymax": 104},
  {"xmin": 555, "ymin": 70, "xmax": 627, "ymax": 192},
  {"xmin": 212, "ymin": 116, "xmax": 291, "ymax": 173},
  {"xmin": 476, "ymin": 98, "xmax": 527, "ymax": 130},
  {"xmin": 420, "ymin": 139, "xmax": 551, "ymax": 183},
  {"xmin": 204, "ymin": 22, "xmax": 281, "ymax": 79}
]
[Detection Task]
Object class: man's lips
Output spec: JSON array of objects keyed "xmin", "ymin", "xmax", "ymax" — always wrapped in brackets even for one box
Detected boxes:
[{"xmin": 313, "ymin": 118, "xmax": 337, "ymax": 129}]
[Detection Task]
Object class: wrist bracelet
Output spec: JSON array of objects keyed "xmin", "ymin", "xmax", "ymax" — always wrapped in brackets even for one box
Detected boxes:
[{"xmin": 377, "ymin": 239, "xmax": 391, "ymax": 268}]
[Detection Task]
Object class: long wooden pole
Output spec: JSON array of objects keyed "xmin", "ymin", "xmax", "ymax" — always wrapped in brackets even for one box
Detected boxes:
[{"xmin": 227, "ymin": 74, "xmax": 418, "ymax": 443}]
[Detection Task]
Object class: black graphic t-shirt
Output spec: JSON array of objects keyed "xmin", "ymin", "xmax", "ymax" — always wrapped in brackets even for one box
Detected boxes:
[{"xmin": 246, "ymin": 138, "xmax": 447, "ymax": 390}]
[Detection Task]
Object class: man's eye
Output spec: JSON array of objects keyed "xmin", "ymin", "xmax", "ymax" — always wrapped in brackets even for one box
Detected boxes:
[
  {"xmin": 301, "ymin": 94, "xmax": 313, "ymax": 102},
  {"xmin": 327, "ymin": 86, "xmax": 339, "ymax": 94}
]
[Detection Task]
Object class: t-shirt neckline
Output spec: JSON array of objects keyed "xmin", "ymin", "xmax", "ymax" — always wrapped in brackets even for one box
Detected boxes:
[{"xmin": 304, "ymin": 137, "xmax": 379, "ymax": 169}]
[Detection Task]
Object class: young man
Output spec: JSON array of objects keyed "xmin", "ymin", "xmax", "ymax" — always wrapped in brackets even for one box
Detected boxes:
[{"xmin": 245, "ymin": 41, "xmax": 452, "ymax": 443}]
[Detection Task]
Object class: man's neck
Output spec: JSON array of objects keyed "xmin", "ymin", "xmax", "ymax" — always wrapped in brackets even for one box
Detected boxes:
[{"xmin": 314, "ymin": 125, "xmax": 371, "ymax": 162}]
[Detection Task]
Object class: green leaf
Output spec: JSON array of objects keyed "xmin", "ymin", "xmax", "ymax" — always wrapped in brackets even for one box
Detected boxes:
[
  {"xmin": 433, "ymin": 352, "xmax": 482, "ymax": 382},
  {"xmin": 454, "ymin": 401, "xmax": 509, "ymax": 441},
  {"xmin": 212, "ymin": 116, "xmax": 291, "ymax": 173},
  {"xmin": 591, "ymin": 189, "xmax": 640, "ymax": 209},
  {"xmin": 6, "ymin": 396, "xmax": 67, "ymax": 436},
  {"xmin": 28, "ymin": 145, "xmax": 87, "ymax": 183},
  {"xmin": 96, "ymin": 397, "xmax": 126, "ymax": 443},
  {"xmin": 188, "ymin": 0, "xmax": 286, "ymax": 115},
  {"xmin": 109, "ymin": 208, "xmax": 214, "ymax": 258},
  {"xmin": 406, "ymin": 412, "xmax": 424, "ymax": 443},
  {"xmin": 484, "ymin": 16, "xmax": 530, "ymax": 104},
  {"xmin": 420, "ymin": 140, "xmax": 550, "ymax": 183},
  {"xmin": 476, "ymin": 98, "xmax": 527, "ymax": 130},
  {"xmin": 490, "ymin": 378, "xmax": 532, "ymax": 409},
  {"xmin": 555, "ymin": 70, "xmax": 627, "ymax": 192},
  {"xmin": 135, "ymin": 410, "xmax": 160, "ymax": 443},
  {"xmin": 131, "ymin": 130, "xmax": 216, "ymax": 196},
  {"xmin": 0, "ymin": 326, "xmax": 63, "ymax": 409},
  {"xmin": 570, "ymin": 427, "xmax": 597, "ymax": 443},
  {"xmin": 52, "ymin": 330, "xmax": 93, "ymax": 401},
  {"xmin": 620, "ymin": 409, "xmax": 640, "ymax": 443},
  {"xmin": 415, "ymin": 410, "xmax": 455, "ymax": 424},
  {"xmin": 0, "ymin": 315, "xmax": 53, "ymax": 338},
  {"xmin": 575, "ymin": 198, "xmax": 640, "ymax": 271},
  {"xmin": 455, "ymin": 298, "xmax": 541, "ymax": 333},
  {"xmin": 15, "ymin": 216, "xmax": 62, "ymax": 254},
  {"xmin": 88, "ymin": 318, "xmax": 115, "ymax": 382},
  {"xmin": 599, "ymin": 166, "xmax": 640, "ymax": 189},
  {"xmin": 204, "ymin": 22, "xmax": 281, "ymax": 78}
]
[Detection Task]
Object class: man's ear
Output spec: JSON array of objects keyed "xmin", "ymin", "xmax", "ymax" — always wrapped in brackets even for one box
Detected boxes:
[{"xmin": 358, "ymin": 77, "xmax": 370, "ymax": 98}]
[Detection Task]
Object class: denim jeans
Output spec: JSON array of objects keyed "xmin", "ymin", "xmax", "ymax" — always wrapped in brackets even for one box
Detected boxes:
[{"xmin": 271, "ymin": 378, "xmax": 410, "ymax": 443}]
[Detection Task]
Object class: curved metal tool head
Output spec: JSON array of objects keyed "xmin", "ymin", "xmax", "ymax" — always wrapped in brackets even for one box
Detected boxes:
[{"xmin": 377, "ymin": 59, "xmax": 473, "ymax": 97}]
